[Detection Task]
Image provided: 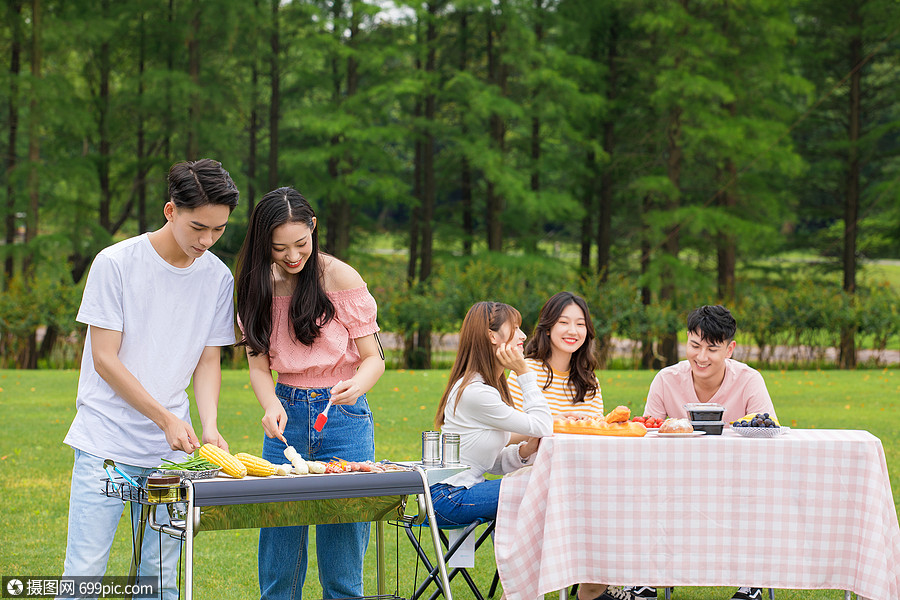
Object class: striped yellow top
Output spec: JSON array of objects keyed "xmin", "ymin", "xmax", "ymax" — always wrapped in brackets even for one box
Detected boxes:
[{"xmin": 508, "ymin": 358, "xmax": 604, "ymax": 416}]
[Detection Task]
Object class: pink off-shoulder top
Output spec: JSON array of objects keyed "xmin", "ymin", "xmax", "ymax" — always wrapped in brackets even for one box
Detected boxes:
[{"xmin": 268, "ymin": 285, "xmax": 380, "ymax": 388}]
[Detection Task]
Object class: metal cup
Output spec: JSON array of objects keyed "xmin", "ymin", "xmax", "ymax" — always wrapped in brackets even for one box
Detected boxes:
[
  {"xmin": 422, "ymin": 431, "xmax": 441, "ymax": 466},
  {"xmin": 441, "ymin": 433, "xmax": 461, "ymax": 466}
]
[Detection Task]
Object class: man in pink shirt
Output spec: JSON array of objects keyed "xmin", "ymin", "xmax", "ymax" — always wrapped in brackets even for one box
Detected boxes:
[
  {"xmin": 597, "ymin": 305, "xmax": 775, "ymax": 600},
  {"xmin": 643, "ymin": 304, "xmax": 776, "ymax": 424},
  {"xmin": 601, "ymin": 306, "xmax": 775, "ymax": 600}
]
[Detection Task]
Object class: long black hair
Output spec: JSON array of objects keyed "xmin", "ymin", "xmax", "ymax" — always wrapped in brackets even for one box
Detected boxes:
[
  {"xmin": 235, "ymin": 187, "xmax": 334, "ymax": 355},
  {"xmin": 524, "ymin": 291, "xmax": 599, "ymax": 404}
]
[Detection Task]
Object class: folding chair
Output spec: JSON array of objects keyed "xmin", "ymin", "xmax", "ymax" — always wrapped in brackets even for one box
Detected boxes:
[{"xmin": 393, "ymin": 493, "xmax": 499, "ymax": 600}]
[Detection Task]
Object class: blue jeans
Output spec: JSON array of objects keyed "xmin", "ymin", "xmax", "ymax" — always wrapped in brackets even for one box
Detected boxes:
[
  {"xmin": 429, "ymin": 479, "xmax": 502, "ymax": 527},
  {"xmin": 258, "ymin": 383, "xmax": 375, "ymax": 600},
  {"xmin": 61, "ymin": 449, "xmax": 181, "ymax": 600}
]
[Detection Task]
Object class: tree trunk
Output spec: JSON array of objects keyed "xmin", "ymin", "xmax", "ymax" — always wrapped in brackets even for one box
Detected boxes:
[
  {"xmin": 332, "ymin": 2, "xmax": 360, "ymax": 260},
  {"xmin": 640, "ymin": 194, "xmax": 654, "ymax": 369},
  {"xmin": 407, "ymin": 134, "xmax": 421, "ymax": 286},
  {"xmin": 326, "ymin": 1, "xmax": 342, "ymax": 254},
  {"xmin": 530, "ymin": 0, "xmax": 542, "ymax": 196},
  {"xmin": 136, "ymin": 10, "xmax": 147, "ymax": 233},
  {"xmin": 98, "ymin": 0, "xmax": 111, "ymax": 232},
  {"xmin": 247, "ymin": 0, "xmax": 259, "ymax": 215},
  {"xmin": 716, "ymin": 158, "xmax": 737, "ymax": 304},
  {"xmin": 656, "ymin": 107, "xmax": 683, "ymax": 367},
  {"xmin": 458, "ymin": 9, "xmax": 473, "ymax": 256},
  {"xmin": 420, "ymin": 2, "xmax": 436, "ymax": 285},
  {"xmin": 25, "ymin": 0, "xmax": 39, "ymax": 261},
  {"xmin": 23, "ymin": 0, "xmax": 40, "ymax": 368},
  {"xmin": 840, "ymin": 9, "xmax": 862, "ymax": 370},
  {"xmin": 268, "ymin": 0, "xmax": 279, "ymax": 189},
  {"xmin": 597, "ymin": 19, "xmax": 616, "ymax": 281},
  {"xmin": 324, "ymin": 0, "xmax": 355, "ymax": 260},
  {"xmin": 186, "ymin": 0, "xmax": 200, "ymax": 160},
  {"xmin": 415, "ymin": 0, "xmax": 439, "ymax": 369},
  {"xmin": 485, "ymin": 8, "xmax": 506, "ymax": 252},
  {"xmin": 162, "ymin": 0, "xmax": 173, "ymax": 209},
  {"xmin": 5, "ymin": 0, "xmax": 22, "ymax": 285},
  {"xmin": 580, "ymin": 149, "xmax": 594, "ymax": 271}
]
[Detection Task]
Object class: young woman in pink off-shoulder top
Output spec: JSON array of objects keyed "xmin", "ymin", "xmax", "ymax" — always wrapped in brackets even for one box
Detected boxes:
[{"xmin": 235, "ymin": 187, "xmax": 385, "ymax": 600}]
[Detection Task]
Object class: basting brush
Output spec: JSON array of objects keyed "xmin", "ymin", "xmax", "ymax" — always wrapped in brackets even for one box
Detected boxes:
[{"xmin": 313, "ymin": 400, "xmax": 333, "ymax": 432}]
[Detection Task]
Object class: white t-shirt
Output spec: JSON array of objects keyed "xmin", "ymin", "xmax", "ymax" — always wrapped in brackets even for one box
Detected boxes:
[
  {"xmin": 440, "ymin": 371, "xmax": 552, "ymax": 489},
  {"xmin": 64, "ymin": 234, "xmax": 236, "ymax": 467}
]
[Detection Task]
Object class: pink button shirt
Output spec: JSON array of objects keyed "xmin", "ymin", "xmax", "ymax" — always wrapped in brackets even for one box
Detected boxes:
[
  {"xmin": 642, "ymin": 358, "xmax": 776, "ymax": 423},
  {"xmin": 268, "ymin": 285, "xmax": 379, "ymax": 389}
]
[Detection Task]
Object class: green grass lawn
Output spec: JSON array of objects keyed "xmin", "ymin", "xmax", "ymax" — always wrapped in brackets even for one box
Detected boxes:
[{"xmin": 1, "ymin": 368, "xmax": 897, "ymax": 599}]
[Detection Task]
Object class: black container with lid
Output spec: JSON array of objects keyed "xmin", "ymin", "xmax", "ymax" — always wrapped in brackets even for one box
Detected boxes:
[{"xmin": 683, "ymin": 403, "xmax": 725, "ymax": 422}]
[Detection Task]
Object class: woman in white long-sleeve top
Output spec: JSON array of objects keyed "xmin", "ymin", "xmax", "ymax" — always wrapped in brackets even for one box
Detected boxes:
[{"xmin": 429, "ymin": 301, "xmax": 554, "ymax": 527}]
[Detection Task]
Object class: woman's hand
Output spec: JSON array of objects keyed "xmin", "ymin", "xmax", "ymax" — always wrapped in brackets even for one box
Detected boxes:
[
  {"xmin": 496, "ymin": 342, "xmax": 529, "ymax": 376},
  {"xmin": 261, "ymin": 402, "xmax": 289, "ymax": 444},
  {"xmin": 518, "ymin": 436, "xmax": 542, "ymax": 461},
  {"xmin": 330, "ymin": 379, "xmax": 362, "ymax": 405}
]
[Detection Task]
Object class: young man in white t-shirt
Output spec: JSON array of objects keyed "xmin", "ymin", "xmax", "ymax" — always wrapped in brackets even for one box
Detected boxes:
[
  {"xmin": 602, "ymin": 305, "xmax": 775, "ymax": 600},
  {"xmin": 60, "ymin": 159, "xmax": 239, "ymax": 600}
]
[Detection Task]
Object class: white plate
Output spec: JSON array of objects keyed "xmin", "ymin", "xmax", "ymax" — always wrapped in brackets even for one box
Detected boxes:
[{"xmin": 654, "ymin": 431, "xmax": 706, "ymax": 437}]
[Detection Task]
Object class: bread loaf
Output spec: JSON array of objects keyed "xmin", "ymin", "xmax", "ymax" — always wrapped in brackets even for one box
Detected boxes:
[{"xmin": 659, "ymin": 418, "xmax": 693, "ymax": 434}]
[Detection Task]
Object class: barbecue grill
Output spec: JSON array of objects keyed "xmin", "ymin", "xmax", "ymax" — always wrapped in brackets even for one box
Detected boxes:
[{"xmin": 104, "ymin": 463, "xmax": 462, "ymax": 600}]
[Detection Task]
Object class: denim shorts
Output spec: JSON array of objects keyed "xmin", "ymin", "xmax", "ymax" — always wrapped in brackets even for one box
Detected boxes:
[{"xmin": 429, "ymin": 479, "xmax": 502, "ymax": 527}]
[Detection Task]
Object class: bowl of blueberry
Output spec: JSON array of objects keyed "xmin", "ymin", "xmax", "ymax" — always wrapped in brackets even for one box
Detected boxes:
[{"xmin": 731, "ymin": 413, "xmax": 788, "ymax": 437}]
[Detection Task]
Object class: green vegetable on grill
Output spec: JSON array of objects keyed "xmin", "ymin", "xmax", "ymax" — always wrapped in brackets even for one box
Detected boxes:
[{"xmin": 159, "ymin": 454, "xmax": 220, "ymax": 471}]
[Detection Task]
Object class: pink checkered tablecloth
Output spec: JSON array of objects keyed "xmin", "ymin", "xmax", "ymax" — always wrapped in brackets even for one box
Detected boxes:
[{"xmin": 494, "ymin": 429, "xmax": 900, "ymax": 600}]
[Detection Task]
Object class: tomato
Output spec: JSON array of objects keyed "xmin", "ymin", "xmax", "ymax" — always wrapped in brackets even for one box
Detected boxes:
[{"xmin": 633, "ymin": 416, "xmax": 645, "ymax": 423}]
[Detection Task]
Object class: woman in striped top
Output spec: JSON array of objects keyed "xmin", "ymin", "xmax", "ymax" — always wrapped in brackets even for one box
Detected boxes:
[
  {"xmin": 507, "ymin": 291, "xmax": 602, "ymax": 416},
  {"xmin": 507, "ymin": 292, "xmax": 609, "ymax": 600}
]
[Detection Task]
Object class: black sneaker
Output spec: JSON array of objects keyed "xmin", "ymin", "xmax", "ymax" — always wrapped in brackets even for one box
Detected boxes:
[
  {"xmin": 731, "ymin": 587, "xmax": 763, "ymax": 600},
  {"xmin": 596, "ymin": 586, "xmax": 658, "ymax": 600}
]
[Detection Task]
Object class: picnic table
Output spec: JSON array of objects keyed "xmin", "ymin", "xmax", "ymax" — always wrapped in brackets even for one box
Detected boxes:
[{"xmin": 494, "ymin": 429, "xmax": 900, "ymax": 600}]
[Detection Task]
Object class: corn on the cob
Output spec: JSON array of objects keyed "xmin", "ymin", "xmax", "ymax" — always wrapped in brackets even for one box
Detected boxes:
[
  {"xmin": 235, "ymin": 452, "xmax": 276, "ymax": 477},
  {"xmin": 198, "ymin": 443, "xmax": 247, "ymax": 479}
]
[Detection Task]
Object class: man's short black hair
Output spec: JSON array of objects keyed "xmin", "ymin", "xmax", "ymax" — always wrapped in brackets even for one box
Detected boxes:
[{"xmin": 686, "ymin": 305, "xmax": 736, "ymax": 346}]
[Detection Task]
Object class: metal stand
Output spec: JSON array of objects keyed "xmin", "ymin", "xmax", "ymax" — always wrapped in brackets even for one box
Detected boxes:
[{"xmin": 409, "ymin": 466, "xmax": 454, "ymax": 600}]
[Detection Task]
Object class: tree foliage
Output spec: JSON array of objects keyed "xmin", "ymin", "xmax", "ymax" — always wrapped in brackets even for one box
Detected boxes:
[{"xmin": 0, "ymin": 0, "xmax": 898, "ymax": 368}]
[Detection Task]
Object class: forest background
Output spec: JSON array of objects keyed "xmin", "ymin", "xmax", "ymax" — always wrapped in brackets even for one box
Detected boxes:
[{"xmin": 0, "ymin": 0, "xmax": 898, "ymax": 371}]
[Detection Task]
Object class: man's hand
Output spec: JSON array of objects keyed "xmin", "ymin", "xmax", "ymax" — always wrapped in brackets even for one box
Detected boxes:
[
  {"xmin": 201, "ymin": 429, "xmax": 229, "ymax": 453},
  {"xmin": 162, "ymin": 413, "xmax": 201, "ymax": 454}
]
